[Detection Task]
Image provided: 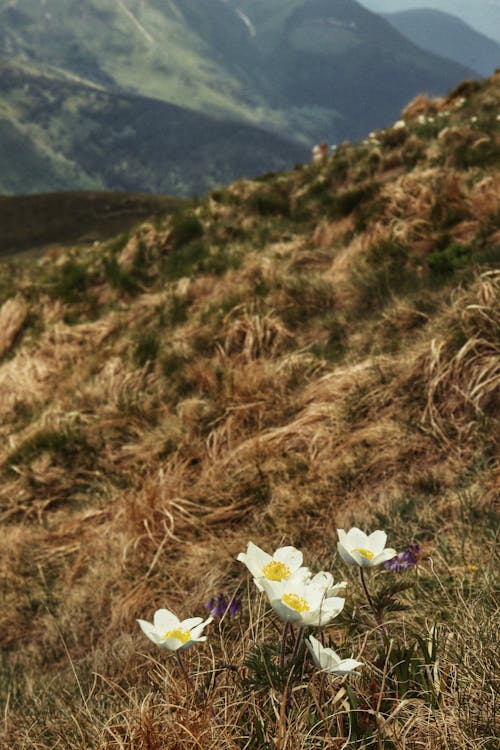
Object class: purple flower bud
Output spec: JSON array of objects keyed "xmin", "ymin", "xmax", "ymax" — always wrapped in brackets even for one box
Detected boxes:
[
  {"xmin": 384, "ymin": 544, "xmax": 421, "ymax": 572},
  {"xmin": 204, "ymin": 593, "xmax": 242, "ymax": 618}
]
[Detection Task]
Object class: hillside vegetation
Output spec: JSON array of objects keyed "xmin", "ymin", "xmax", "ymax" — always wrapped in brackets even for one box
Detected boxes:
[
  {"xmin": 0, "ymin": 75, "xmax": 499, "ymax": 749},
  {"xmin": 0, "ymin": 58, "xmax": 308, "ymax": 197},
  {"xmin": 0, "ymin": 0, "xmax": 477, "ymax": 195}
]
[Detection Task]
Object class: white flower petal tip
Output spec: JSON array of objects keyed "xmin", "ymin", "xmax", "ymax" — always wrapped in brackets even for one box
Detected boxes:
[
  {"xmin": 337, "ymin": 527, "xmax": 397, "ymax": 568},
  {"xmin": 306, "ymin": 636, "xmax": 363, "ymax": 675},
  {"xmin": 137, "ymin": 608, "xmax": 212, "ymax": 652}
]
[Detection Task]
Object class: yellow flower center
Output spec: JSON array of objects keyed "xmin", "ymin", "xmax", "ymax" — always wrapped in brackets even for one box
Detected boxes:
[
  {"xmin": 262, "ymin": 560, "xmax": 291, "ymax": 581},
  {"xmin": 351, "ymin": 548, "xmax": 374, "ymax": 560},
  {"xmin": 161, "ymin": 628, "xmax": 190, "ymax": 644},
  {"xmin": 282, "ymin": 592, "xmax": 310, "ymax": 613}
]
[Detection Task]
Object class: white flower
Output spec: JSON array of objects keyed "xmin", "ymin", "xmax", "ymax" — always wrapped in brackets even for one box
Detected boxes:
[
  {"xmin": 260, "ymin": 576, "xmax": 345, "ymax": 627},
  {"xmin": 337, "ymin": 527, "xmax": 396, "ymax": 568},
  {"xmin": 306, "ymin": 635, "xmax": 363, "ymax": 675},
  {"xmin": 137, "ymin": 608, "xmax": 212, "ymax": 651},
  {"xmin": 308, "ymin": 571, "xmax": 347, "ymax": 597},
  {"xmin": 237, "ymin": 541, "xmax": 309, "ymax": 590},
  {"xmin": 392, "ymin": 120, "xmax": 406, "ymax": 130}
]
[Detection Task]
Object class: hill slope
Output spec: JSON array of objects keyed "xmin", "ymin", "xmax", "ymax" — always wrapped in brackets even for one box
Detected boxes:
[
  {"xmin": 384, "ymin": 8, "xmax": 500, "ymax": 78},
  {"xmin": 358, "ymin": 0, "xmax": 500, "ymax": 44},
  {"xmin": 0, "ymin": 0, "xmax": 479, "ymax": 197},
  {"xmin": 0, "ymin": 0, "xmax": 263, "ymax": 120},
  {"xmin": 229, "ymin": 0, "xmax": 476, "ymax": 141},
  {"xmin": 0, "ymin": 73, "xmax": 498, "ymax": 749},
  {"xmin": 0, "ymin": 58, "xmax": 308, "ymax": 196}
]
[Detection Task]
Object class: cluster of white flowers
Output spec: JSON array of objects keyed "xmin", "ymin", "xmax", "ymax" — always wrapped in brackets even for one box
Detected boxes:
[
  {"xmin": 417, "ymin": 114, "xmax": 435, "ymax": 125},
  {"xmin": 237, "ymin": 541, "xmax": 347, "ymax": 628},
  {"xmin": 137, "ymin": 527, "xmax": 397, "ymax": 677}
]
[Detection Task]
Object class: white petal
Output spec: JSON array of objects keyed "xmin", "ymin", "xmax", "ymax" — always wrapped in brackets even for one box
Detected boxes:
[
  {"xmin": 161, "ymin": 636, "xmax": 187, "ymax": 652},
  {"xmin": 309, "ymin": 571, "xmax": 334, "ymax": 591},
  {"xmin": 305, "ymin": 635, "xmax": 323, "ymax": 668},
  {"xmin": 345, "ymin": 527, "xmax": 369, "ymax": 548},
  {"xmin": 350, "ymin": 550, "xmax": 373, "ymax": 567},
  {"xmin": 180, "ymin": 636, "xmax": 206, "ymax": 649},
  {"xmin": 260, "ymin": 577, "xmax": 285, "ymax": 603},
  {"xmin": 181, "ymin": 617, "xmax": 204, "ymax": 631},
  {"xmin": 288, "ymin": 567, "xmax": 311, "ymax": 584},
  {"xmin": 137, "ymin": 619, "xmax": 161, "ymax": 644},
  {"xmin": 337, "ymin": 543, "xmax": 358, "ymax": 566},
  {"xmin": 367, "ymin": 530, "xmax": 387, "ymax": 556},
  {"xmin": 271, "ymin": 598, "xmax": 303, "ymax": 624},
  {"xmin": 372, "ymin": 548, "xmax": 397, "ymax": 566},
  {"xmin": 239, "ymin": 541, "xmax": 272, "ymax": 578},
  {"xmin": 329, "ymin": 581, "xmax": 348, "ymax": 596},
  {"xmin": 323, "ymin": 596, "xmax": 345, "ymax": 614},
  {"xmin": 332, "ymin": 658, "xmax": 363, "ymax": 674},
  {"xmin": 274, "ymin": 546, "xmax": 303, "ymax": 571},
  {"xmin": 253, "ymin": 577, "xmax": 265, "ymax": 592},
  {"xmin": 189, "ymin": 616, "xmax": 213, "ymax": 639},
  {"xmin": 153, "ymin": 609, "xmax": 179, "ymax": 633}
]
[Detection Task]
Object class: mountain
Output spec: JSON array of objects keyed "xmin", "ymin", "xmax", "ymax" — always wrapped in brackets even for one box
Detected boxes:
[
  {"xmin": 231, "ymin": 0, "xmax": 476, "ymax": 141},
  {"xmin": 0, "ymin": 73, "xmax": 498, "ymax": 749},
  {"xmin": 0, "ymin": 0, "xmax": 479, "ymax": 194},
  {"xmin": 0, "ymin": 57, "xmax": 308, "ymax": 196},
  {"xmin": 358, "ymin": 0, "xmax": 500, "ymax": 44},
  {"xmin": 384, "ymin": 8, "xmax": 500, "ymax": 78},
  {"xmin": 0, "ymin": 0, "xmax": 264, "ymax": 121}
]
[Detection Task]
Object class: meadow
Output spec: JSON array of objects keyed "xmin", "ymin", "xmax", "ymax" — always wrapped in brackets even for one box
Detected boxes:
[{"xmin": 0, "ymin": 75, "xmax": 498, "ymax": 749}]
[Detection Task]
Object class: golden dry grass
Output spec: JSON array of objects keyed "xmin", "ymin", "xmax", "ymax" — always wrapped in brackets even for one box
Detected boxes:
[{"xmin": 0, "ymin": 75, "xmax": 499, "ymax": 749}]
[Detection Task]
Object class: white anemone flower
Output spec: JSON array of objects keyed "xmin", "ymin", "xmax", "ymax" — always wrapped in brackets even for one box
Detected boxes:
[
  {"xmin": 260, "ymin": 576, "xmax": 345, "ymax": 627},
  {"xmin": 337, "ymin": 528, "xmax": 396, "ymax": 568},
  {"xmin": 306, "ymin": 635, "xmax": 363, "ymax": 675},
  {"xmin": 237, "ymin": 541, "xmax": 309, "ymax": 590},
  {"xmin": 137, "ymin": 608, "xmax": 212, "ymax": 652},
  {"xmin": 308, "ymin": 571, "xmax": 347, "ymax": 597}
]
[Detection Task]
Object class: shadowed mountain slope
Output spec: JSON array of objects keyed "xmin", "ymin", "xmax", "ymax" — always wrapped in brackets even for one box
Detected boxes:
[
  {"xmin": 0, "ymin": 58, "xmax": 309, "ymax": 196},
  {"xmin": 384, "ymin": 8, "xmax": 500, "ymax": 78}
]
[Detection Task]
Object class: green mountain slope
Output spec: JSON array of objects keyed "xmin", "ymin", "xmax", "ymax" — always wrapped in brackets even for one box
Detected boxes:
[
  {"xmin": 233, "ymin": 0, "xmax": 476, "ymax": 141},
  {"xmin": 384, "ymin": 8, "xmax": 500, "ymax": 78},
  {"xmin": 0, "ymin": 0, "xmax": 263, "ymax": 120},
  {"xmin": 0, "ymin": 58, "xmax": 308, "ymax": 196},
  {"xmin": 0, "ymin": 0, "xmax": 481, "ymax": 194},
  {"xmin": 359, "ymin": 0, "xmax": 500, "ymax": 44}
]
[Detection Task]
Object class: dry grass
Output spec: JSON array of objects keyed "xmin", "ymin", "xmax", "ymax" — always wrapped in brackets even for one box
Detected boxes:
[{"xmin": 1, "ymin": 75, "xmax": 499, "ymax": 749}]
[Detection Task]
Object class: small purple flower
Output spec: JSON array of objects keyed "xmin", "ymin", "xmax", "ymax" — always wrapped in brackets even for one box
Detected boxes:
[
  {"xmin": 204, "ymin": 593, "xmax": 242, "ymax": 619},
  {"xmin": 384, "ymin": 544, "xmax": 421, "ymax": 572}
]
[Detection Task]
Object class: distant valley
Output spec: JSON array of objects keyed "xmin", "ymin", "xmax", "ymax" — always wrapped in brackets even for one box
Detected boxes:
[{"xmin": 0, "ymin": 0, "xmax": 479, "ymax": 195}]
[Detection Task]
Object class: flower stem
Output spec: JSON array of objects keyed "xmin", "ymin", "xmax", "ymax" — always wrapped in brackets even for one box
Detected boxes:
[
  {"xmin": 176, "ymin": 651, "xmax": 196, "ymax": 696},
  {"xmin": 280, "ymin": 622, "xmax": 290, "ymax": 671},
  {"xmin": 359, "ymin": 567, "xmax": 388, "ymax": 644},
  {"xmin": 291, "ymin": 626, "xmax": 304, "ymax": 663}
]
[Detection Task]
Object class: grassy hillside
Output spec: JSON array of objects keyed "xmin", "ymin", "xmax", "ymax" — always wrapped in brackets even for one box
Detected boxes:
[
  {"xmin": 0, "ymin": 74, "xmax": 499, "ymax": 749},
  {"xmin": 0, "ymin": 191, "xmax": 183, "ymax": 256},
  {"xmin": 0, "ymin": 0, "xmax": 263, "ymax": 120},
  {"xmin": 0, "ymin": 58, "xmax": 308, "ymax": 196}
]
